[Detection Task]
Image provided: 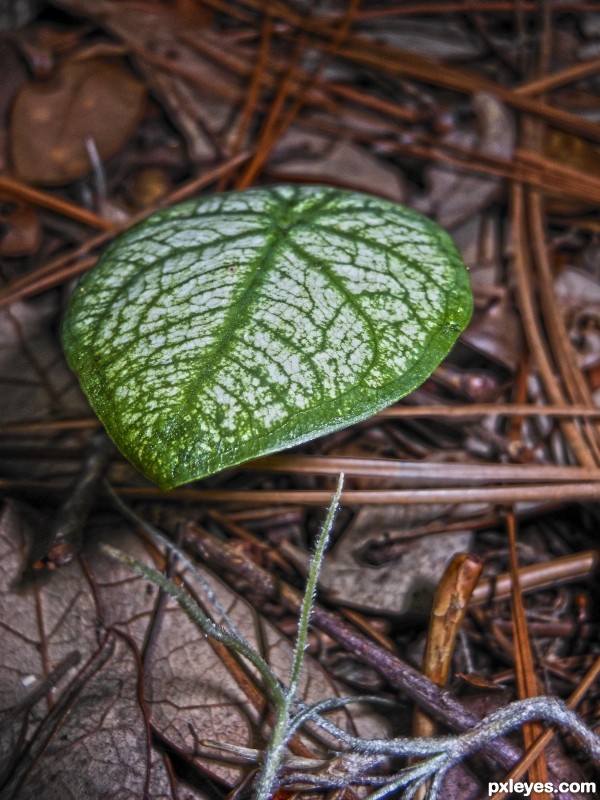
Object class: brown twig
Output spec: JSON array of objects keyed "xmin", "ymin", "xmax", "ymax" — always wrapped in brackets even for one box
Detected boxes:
[
  {"xmin": 40, "ymin": 432, "xmax": 115, "ymax": 568},
  {"xmin": 489, "ymin": 656, "xmax": 600, "ymax": 800},
  {"xmin": 470, "ymin": 550, "xmax": 600, "ymax": 606},
  {"xmin": 0, "ymin": 177, "xmax": 114, "ymax": 231}
]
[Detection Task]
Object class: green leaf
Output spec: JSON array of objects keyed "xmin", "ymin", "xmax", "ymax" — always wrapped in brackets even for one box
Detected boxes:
[{"xmin": 62, "ymin": 185, "xmax": 472, "ymax": 489}]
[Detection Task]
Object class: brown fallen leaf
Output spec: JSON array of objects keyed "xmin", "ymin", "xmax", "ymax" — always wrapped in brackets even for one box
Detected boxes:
[
  {"xmin": 0, "ymin": 298, "xmax": 88, "ymax": 432},
  {"xmin": 0, "ymin": 502, "xmax": 386, "ymax": 795},
  {"xmin": 10, "ymin": 57, "xmax": 146, "ymax": 185},
  {"xmin": 0, "ymin": 502, "xmax": 179, "ymax": 799}
]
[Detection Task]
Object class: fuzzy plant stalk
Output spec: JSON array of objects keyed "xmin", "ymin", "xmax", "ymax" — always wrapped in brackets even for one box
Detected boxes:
[
  {"xmin": 105, "ymin": 482, "xmax": 248, "ymax": 640},
  {"xmin": 254, "ymin": 472, "xmax": 344, "ymax": 799},
  {"xmin": 100, "ymin": 541, "xmax": 287, "ymax": 711}
]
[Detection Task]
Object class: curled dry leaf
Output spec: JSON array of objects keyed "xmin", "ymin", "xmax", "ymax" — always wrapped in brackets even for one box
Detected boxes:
[
  {"xmin": 0, "ymin": 503, "xmax": 386, "ymax": 796},
  {"xmin": 10, "ymin": 57, "xmax": 146, "ymax": 185}
]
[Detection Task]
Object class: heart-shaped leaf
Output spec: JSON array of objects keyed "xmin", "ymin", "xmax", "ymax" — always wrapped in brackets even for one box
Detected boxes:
[{"xmin": 62, "ymin": 186, "xmax": 472, "ymax": 489}]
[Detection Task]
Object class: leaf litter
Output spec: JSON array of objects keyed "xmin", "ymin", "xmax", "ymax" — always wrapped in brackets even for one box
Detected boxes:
[
  {"xmin": 1, "ymin": 1, "xmax": 600, "ymax": 798},
  {"xmin": 0, "ymin": 501, "xmax": 386, "ymax": 798}
]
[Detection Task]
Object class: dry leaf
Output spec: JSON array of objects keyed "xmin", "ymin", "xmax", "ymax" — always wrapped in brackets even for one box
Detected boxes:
[
  {"xmin": 424, "ymin": 91, "xmax": 515, "ymax": 229},
  {"xmin": 283, "ymin": 505, "xmax": 472, "ymax": 616},
  {"xmin": 0, "ymin": 299, "xmax": 88, "ymax": 426},
  {"xmin": 0, "ymin": 504, "xmax": 386, "ymax": 795},
  {"xmin": 0, "ymin": 503, "xmax": 182, "ymax": 799},
  {"xmin": 269, "ymin": 129, "xmax": 407, "ymax": 201},
  {"xmin": 10, "ymin": 57, "xmax": 146, "ymax": 185}
]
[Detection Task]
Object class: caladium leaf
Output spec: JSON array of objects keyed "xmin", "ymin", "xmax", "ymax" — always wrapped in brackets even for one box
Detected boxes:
[{"xmin": 62, "ymin": 185, "xmax": 472, "ymax": 489}]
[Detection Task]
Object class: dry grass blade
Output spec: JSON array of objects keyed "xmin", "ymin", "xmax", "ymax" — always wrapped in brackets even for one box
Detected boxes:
[
  {"xmin": 330, "ymin": 2, "xmax": 600, "ymax": 18},
  {"xmin": 235, "ymin": 29, "xmax": 308, "ymax": 189},
  {"xmin": 332, "ymin": 50, "xmax": 600, "ymax": 143},
  {"xmin": 251, "ymin": 455, "xmax": 600, "ymax": 483},
  {"xmin": 236, "ymin": 0, "xmax": 361, "ymax": 188},
  {"xmin": 378, "ymin": 405, "xmax": 600, "ymax": 419},
  {"xmin": 366, "ymin": 133, "xmax": 600, "ymax": 208},
  {"xmin": 4, "ymin": 481, "xmax": 600, "ymax": 506},
  {"xmin": 527, "ymin": 191, "xmax": 600, "ymax": 464},
  {"xmin": 3, "ymin": 405, "xmax": 600, "ymax": 438},
  {"xmin": 216, "ymin": 14, "xmax": 273, "ymax": 192},
  {"xmin": 470, "ymin": 550, "xmax": 600, "ymax": 605},
  {"xmin": 515, "ymin": 54, "xmax": 600, "ymax": 96}
]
